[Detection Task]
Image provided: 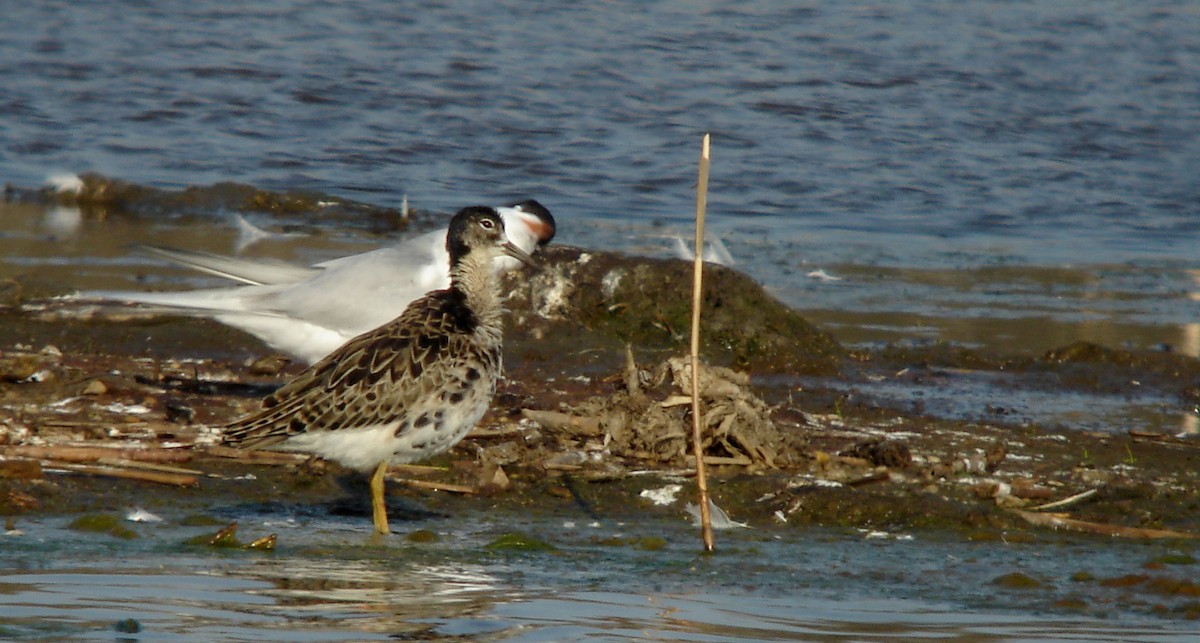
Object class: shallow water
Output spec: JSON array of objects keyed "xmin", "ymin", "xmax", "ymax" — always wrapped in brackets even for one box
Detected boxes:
[{"xmin": 2, "ymin": 509, "xmax": 1198, "ymax": 642}]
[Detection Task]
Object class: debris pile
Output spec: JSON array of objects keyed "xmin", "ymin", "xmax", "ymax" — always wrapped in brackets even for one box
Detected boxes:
[{"xmin": 527, "ymin": 349, "xmax": 789, "ymax": 469}]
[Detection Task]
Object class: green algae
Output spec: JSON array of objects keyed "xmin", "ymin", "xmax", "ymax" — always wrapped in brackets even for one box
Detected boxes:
[
  {"xmin": 506, "ymin": 246, "xmax": 844, "ymax": 375},
  {"xmin": 486, "ymin": 532, "xmax": 556, "ymax": 552},
  {"xmin": 407, "ymin": 529, "xmax": 440, "ymax": 543},
  {"xmin": 67, "ymin": 514, "xmax": 137, "ymax": 540},
  {"xmin": 1148, "ymin": 553, "xmax": 1197, "ymax": 566},
  {"xmin": 991, "ymin": 572, "xmax": 1044, "ymax": 590},
  {"xmin": 592, "ymin": 535, "xmax": 668, "ymax": 551}
]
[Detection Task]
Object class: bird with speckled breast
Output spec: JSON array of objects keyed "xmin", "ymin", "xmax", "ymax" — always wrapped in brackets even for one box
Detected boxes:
[{"xmin": 221, "ymin": 205, "xmax": 535, "ymax": 534}]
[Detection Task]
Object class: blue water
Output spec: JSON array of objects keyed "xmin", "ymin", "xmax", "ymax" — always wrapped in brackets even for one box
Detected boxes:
[
  {"xmin": 2, "ymin": 512, "xmax": 1197, "ymax": 641},
  {"xmin": 4, "ymin": 1, "xmax": 1199, "ymax": 352},
  {"xmin": 3, "ymin": 1, "xmax": 1197, "ymax": 260}
]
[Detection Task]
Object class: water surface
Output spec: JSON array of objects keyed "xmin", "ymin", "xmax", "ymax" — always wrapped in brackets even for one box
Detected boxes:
[
  {"xmin": 2, "ymin": 511, "xmax": 1196, "ymax": 642},
  {"xmin": 2, "ymin": 0, "xmax": 1197, "ymax": 352}
]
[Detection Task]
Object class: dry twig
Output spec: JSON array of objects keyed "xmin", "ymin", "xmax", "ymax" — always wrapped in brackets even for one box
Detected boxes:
[{"xmin": 1028, "ymin": 487, "xmax": 1098, "ymax": 511}]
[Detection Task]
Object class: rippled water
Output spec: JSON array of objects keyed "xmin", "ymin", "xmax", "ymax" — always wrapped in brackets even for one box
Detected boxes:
[
  {"xmin": 2, "ymin": 0, "xmax": 1198, "ymax": 352},
  {"xmin": 2, "ymin": 512, "xmax": 1196, "ymax": 642}
]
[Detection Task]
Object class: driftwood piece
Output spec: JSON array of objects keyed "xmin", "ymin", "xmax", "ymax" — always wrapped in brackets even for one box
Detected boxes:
[
  {"xmin": 45, "ymin": 461, "xmax": 199, "ymax": 487},
  {"xmin": 387, "ymin": 463, "xmax": 447, "ymax": 475},
  {"xmin": 246, "ymin": 534, "xmax": 277, "ymax": 551},
  {"xmin": 1012, "ymin": 509, "xmax": 1199, "ymax": 540},
  {"xmin": 521, "ymin": 409, "xmax": 603, "ymax": 437},
  {"xmin": 95, "ymin": 458, "xmax": 203, "ymax": 476},
  {"xmin": 1129, "ymin": 430, "xmax": 1200, "ymax": 450},
  {"xmin": 2, "ymin": 445, "xmax": 192, "ymax": 463}
]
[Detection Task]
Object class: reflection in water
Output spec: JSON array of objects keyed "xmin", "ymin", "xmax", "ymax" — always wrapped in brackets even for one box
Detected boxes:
[
  {"xmin": 2, "ymin": 565, "xmax": 1190, "ymax": 643},
  {"xmin": 227, "ymin": 558, "xmax": 508, "ymax": 638},
  {"xmin": 0, "ymin": 560, "xmax": 507, "ymax": 641},
  {"xmin": 1180, "ymin": 270, "xmax": 1200, "ymax": 434},
  {"xmin": 1, "ymin": 500, "xmax": 1198, "ymax": 640},
  {"xmin": 40, "ymin": 206, "xmax": 82, "ymax": 238},
  {"xmin": 494, "ymin": 592, "xmax": 1193, "ymax": 643}
]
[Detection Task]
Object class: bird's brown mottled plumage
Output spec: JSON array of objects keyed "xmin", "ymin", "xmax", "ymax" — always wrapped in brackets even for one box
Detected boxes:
[
  {"xmin": 221, "ymin": 206, "xmax": 534, "ymax": 534},
  {"xmin": 222, "ymin": 288, "xmax": 499, "ymax": 453}
]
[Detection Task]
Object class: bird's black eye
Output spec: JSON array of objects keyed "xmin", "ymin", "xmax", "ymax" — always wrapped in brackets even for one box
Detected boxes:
[{"xmin": 480, "ymin": 218, "xmax": 495, "ymax": 229}]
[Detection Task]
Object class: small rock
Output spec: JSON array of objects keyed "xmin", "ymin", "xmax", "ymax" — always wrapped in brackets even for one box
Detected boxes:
[
  {"xmin": 81, "ymin": 379, "xmax": 108, "ymax": 396},
  {"xmin": 985, "ymin": 444, "xmax": 1007, "ymax": 472},
  {"xmin": 477, "ymin": 440, "xmax": 523, "ymax": 466},
  {"xmin": 842, "ymin": 439, "xmax": 912, "ymax": 468},
  {"xmin": 1011, "ymin": 479, "xmax": 1055, "ymax": 500},
  {"xmin": 113, "ymin": 619, "xmax": 141, "ymax": 634},
  {"xmin": 1076, "ymin": 468, "xmax": 1113, "ymax": 485},
  {"xmin": 973, "ymin": 481, "xmax": 1005, "ymax": 499},
  {"xmin": 477, "ymin": 464, "xmax": 510, "ymax": 493}
]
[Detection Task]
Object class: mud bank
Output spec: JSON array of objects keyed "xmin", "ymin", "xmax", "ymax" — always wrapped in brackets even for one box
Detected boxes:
[
  {"xmin": 5, "ymin": 172, "xmax": 429, "ymax": 233},
  {"xmin": 4, "ymin": 244, "xmax": 1199, "ymax": 534}
]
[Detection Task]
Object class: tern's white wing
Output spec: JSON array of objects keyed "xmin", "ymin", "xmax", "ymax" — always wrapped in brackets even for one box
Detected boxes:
[
  {"xmin": 64, "ymin": 203, "xmax": 554, "ymax": 364},
  {"xmin": 138, "ymin": 245, "xmax": 319, "ymax": 286}
]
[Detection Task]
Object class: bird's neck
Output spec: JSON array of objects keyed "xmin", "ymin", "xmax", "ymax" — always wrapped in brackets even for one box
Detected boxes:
[{"xmin": 449, "ymin": 252, "xmax": 505, "ymax": 344}]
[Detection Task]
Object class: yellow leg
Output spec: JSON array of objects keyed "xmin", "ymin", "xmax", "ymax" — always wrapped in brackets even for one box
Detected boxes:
[{"xmin": 370, "ymin": 461, "xmax": 390, "ymax": 535}]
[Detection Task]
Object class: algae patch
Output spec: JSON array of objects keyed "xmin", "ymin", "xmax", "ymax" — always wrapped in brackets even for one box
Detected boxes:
[
  {"xmin": 505, "ymin": 246, "xmax": 843, "ymax": 375},
  {"xmin": 992, "ymin": 572, "xmax": 1044, "ymax": 590},
  {"xmin": 407, "ymin": 529, "xmax": 440, "ymax": 543},
  {"xmin": 68, "ymin": 514, "xmax": 138, "ymax": 540},
  {"xmin": 486, "ymin": 532, "xmax": 556, "ymax": 552}
]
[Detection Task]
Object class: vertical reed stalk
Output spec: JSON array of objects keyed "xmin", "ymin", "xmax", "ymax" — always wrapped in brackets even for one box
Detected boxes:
[{"xmin": 691, "ymin": 133, "xmax": 715, "ymax": 552}]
